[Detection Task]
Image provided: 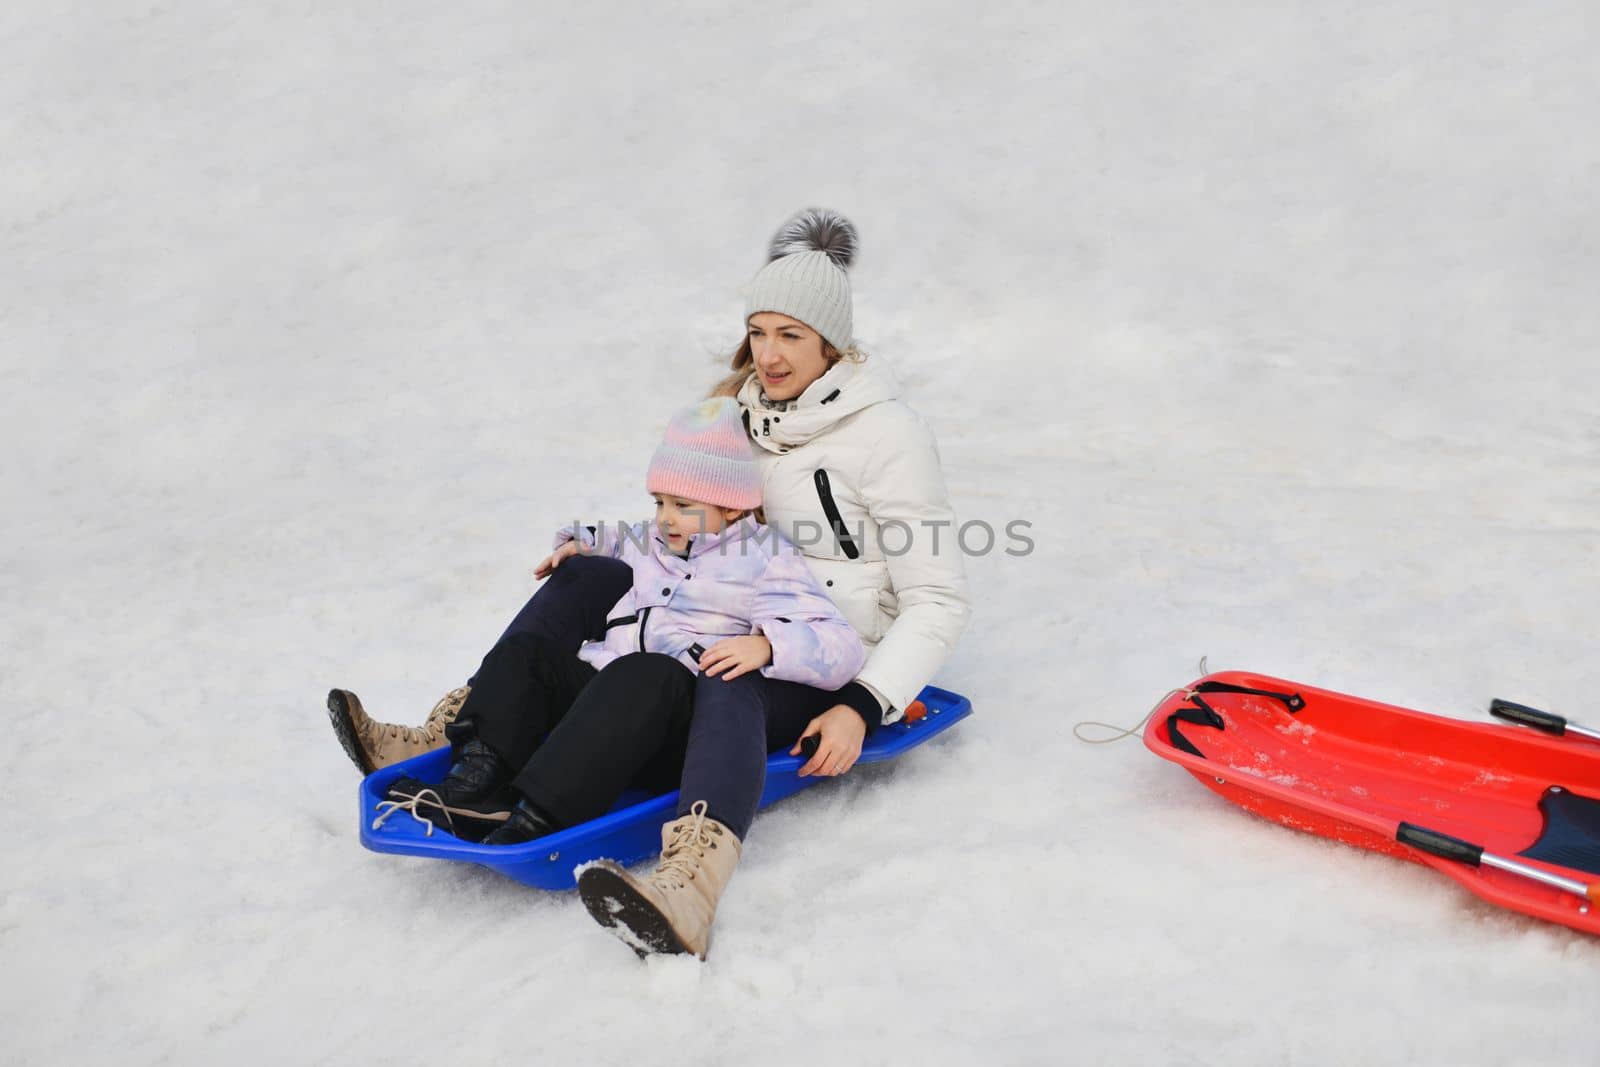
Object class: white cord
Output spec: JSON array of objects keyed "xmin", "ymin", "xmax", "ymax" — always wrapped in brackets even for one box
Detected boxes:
[
  {"xmin": 371, "ymin": 787, "xmax": 453, "ymax": 837},
  {"xmin": 1071, "ymin": 657, "xmax": 1209, "ymax": 745}
]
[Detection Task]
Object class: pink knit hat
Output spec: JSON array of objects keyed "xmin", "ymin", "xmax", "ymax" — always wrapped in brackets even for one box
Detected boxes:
[{"xmin": 646, "ymin": 397, "xmax": 763, "ymax": 510}]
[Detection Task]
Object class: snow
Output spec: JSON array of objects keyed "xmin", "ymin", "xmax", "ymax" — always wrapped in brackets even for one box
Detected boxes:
[{"xmin": 5, "ymin": 2, "xmax": 1600, "ymax": 1064}]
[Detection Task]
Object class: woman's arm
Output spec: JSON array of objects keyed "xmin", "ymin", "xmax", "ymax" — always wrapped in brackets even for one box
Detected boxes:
[
  {"xmin": 853, "ymin": 407, "xmax": 973, "ymax": 713},
  {"xmin": 538, "ymin": 520, "xmax": 649, "ymax": 578},
  {"xmin": 551, "ymin": 520, "xmax": 648, "ymax": 560}
]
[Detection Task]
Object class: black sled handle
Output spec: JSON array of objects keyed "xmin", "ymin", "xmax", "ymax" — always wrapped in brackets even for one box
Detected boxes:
[
  {"xmin": 1396, "ymin": 823, "xmax": 1485, "ymax": 866},
  {"xmin": 799, "ymin": 734, "xmax": 821, "ymax": 759},
  {"xmin": 1489, "ymin": 699, "xmax": 1566, "ymax": 736},
  {"xmin": 1397, "ymin": 821, "xmax": 1600, "ymax": 903}
]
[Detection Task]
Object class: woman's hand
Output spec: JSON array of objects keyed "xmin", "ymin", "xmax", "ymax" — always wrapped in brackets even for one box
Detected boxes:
[
  {"xmin": 792, "ymin": 704, "xmax": 867, "ymax": 777},
  {"xmin": 699, "ymin": 635, "xmax": 772, "ymax": 680},
  {"xmin": 533, "ymin": 540, "xmax": 585, "ymax": 580}
]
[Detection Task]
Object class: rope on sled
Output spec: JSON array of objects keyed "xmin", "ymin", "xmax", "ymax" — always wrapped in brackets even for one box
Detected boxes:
[
  {"xmin": 372, "ymin": 788, "xmax": 454, "ymax": 837},
  {"xmin": 1071, "ymin": 657, "xmax": 1208, "ymax": 745}
]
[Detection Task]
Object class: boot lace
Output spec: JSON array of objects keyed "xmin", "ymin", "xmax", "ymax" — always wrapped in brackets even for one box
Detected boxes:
[
  {"xmin": 371, "ymin": 788, "xmax": 454, "ymax": 837},
  {"xmin": 355, "ymin": 712, "xmax": 422, "ymax": 746},
  {"xmin": 648, "ymin": 801, "xmax": 724, "ymax": 890},
  {"xmin": 359, "ymin": 688, "xmax": 469, "ymax": 746},
  {"xmin": 423, "ymin": 687, "xmax": 470, "ymax": 741}
]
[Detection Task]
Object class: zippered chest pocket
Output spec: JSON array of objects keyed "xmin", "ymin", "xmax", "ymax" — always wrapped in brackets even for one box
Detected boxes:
[{"xmin": 813, "ymin": 468, "xmax": 861, "ymax": 560}]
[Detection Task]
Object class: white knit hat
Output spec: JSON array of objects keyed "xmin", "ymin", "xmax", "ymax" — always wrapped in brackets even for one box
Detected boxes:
[{"xmin": 743, "ymin": 208, "xmax": 858, "ymax": 352}]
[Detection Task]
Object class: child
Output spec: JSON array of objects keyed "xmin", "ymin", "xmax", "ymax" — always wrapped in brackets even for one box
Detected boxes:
[{"xmin": 382, "ymin": 397, "xmax": 866, "ymax": 856}]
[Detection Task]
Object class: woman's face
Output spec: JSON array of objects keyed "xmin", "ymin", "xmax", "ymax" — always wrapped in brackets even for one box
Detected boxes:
[
  {"xmin": 748, "ymin": 312, "xmax": 830, "ymax": 402},
  {"xmin": 654, "ymin": 494, "xmax": 740, "ymax": 554}
]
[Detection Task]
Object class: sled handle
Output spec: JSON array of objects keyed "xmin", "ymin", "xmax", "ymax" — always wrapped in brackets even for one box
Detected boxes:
[
  {"xmin": 1489, "ymin": 699, "xmax": 1566, "ymax": 735},
  {"xmin": 1397, "ymin": 824, "xmax": 1482, "ymax": 866},
  {"xmin": 1490, "ymin": 699, "xmax": 1600, "ymax": 745},
  {"xmin": 1397, "ymin": 822, "xmax": 1597, "ymax": 903}
]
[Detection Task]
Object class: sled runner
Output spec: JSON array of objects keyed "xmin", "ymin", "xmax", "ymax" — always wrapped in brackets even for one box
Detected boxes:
[
  {"xmin": 360, "ymin": 684, "xmax": 973, "ymax": 890},
  {"xmin": 1144, "ymin": 671, "xmax": 1600, "ymax": 937}
]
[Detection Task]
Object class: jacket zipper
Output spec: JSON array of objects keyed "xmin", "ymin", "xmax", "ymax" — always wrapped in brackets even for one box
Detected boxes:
[
  {"xmin": 813, "ymin": 469, "xmax": 861, "ymax": 560},
  {"xmin": 637, "ymin": 606, "xmax": 653, "ymax": 653}
]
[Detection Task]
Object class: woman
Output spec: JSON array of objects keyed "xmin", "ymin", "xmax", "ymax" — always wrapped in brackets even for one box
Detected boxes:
[{"xmin": 333, "ymin": 209, "xmax": 971, "ymax": 957}]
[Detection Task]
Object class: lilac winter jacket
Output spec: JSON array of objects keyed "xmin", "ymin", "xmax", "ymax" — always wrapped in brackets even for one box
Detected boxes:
[{"xmin": 554, "ymin": 516, "xmax": 867, "ymax": 690}]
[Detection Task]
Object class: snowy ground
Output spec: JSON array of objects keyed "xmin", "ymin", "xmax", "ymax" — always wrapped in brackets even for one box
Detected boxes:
[{"xmin": 5, "ymin": 3, "xmax": 1599, "ymax": 1064}]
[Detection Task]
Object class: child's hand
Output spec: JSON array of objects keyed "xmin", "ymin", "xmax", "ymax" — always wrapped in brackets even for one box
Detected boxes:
[
  {"xmin": 699, "ymin": 635, "xmax": 772, "ymax": 680},
  {"xmin": 533, "ymin": 540, "xmax": 584, "ymax": 580}
]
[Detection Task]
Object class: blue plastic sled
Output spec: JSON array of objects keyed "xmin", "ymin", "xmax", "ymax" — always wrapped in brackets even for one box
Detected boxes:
[{"xmin": 358, "ymin": 684, "xmax": 973, "ymax": 890}]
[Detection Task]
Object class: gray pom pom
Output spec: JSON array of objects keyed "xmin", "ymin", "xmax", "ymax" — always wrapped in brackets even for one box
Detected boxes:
[{"xmin": 766, "ymin": 208, "xmax": 858, "ymax": 269}]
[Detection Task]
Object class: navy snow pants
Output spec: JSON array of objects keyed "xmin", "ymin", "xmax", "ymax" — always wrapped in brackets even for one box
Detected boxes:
[
  {"xmin": 466, "ymin": 554, "xmax": 850, "ymax": 840},
  {"xmin": 677, "ymin": 671, "xmax": 853, "ymax": 839}
]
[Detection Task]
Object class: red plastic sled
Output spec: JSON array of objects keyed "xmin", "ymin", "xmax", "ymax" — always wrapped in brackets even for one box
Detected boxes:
[{"xmin": 1144, "ymin": 671, "xmax": 1600, "ymax": 937}]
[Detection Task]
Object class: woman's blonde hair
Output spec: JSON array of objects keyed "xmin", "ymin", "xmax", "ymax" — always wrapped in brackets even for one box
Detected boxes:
[{"xmin": 709, "ymin": 333, "xmax": 864, "ymax": 400}]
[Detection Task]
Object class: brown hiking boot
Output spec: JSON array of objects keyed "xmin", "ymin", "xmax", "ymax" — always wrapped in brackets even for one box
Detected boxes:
[
  {"xmin": 326, "ymin": 686, "xmax": 468, "ymax": 775},
  {"xmin": 577, "ymin": 801, "xmax": 742, "ymax": 960}
]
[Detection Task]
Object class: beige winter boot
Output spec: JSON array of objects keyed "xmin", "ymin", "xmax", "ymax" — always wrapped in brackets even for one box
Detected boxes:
[
  {"xmin": 326, "ymin": 686, "xmax": 468, "ymax": 775},
  {"xmin": 577, "ymin": 801, "xmax": 742, "ymax": 960}
]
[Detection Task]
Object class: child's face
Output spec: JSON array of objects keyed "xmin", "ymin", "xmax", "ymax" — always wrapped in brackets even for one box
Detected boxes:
[{"xmin": 654, "ymin": 495, "xmax": 739, "ymax": 553}]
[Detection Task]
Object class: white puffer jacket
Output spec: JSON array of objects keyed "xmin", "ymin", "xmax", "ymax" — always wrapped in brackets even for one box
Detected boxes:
[{"xmin": 736, "ymin": 356, "xmax": 971, "ymax": 722}]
